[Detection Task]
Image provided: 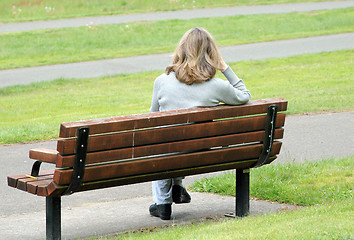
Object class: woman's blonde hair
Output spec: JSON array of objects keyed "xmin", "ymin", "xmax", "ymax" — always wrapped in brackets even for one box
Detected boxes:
[{"xmin": 166, "ymin": 27, "xmax": 223, "ymax": 85}]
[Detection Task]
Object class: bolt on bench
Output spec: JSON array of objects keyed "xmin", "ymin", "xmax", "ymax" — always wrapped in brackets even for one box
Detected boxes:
[{"xmin": 8, "ymin": 98, "xmax": 287, "ymax": 240}]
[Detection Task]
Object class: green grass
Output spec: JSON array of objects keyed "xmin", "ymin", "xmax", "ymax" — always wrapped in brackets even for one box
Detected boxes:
[
  {"xmin": 96, "ymin": 157, "xmax": 353, "ymax": 239},
  {"xmin": 1, "ymin": 8, "xmax": 353, "ymax": 70},
  {"xmin": 0, "ymin": 50, "xmax": 352, "ymax": 144},
  {"xmin": 113, "ymin": 201, "xmax": 353, "ymax": 240},
  {"xmin": 0, "ymin": 0, "xmax": 344, "ymax": 23},
  {"xmin": 190, "ymin": 157, "xmax": 354, "ymax": 206},
  {"xmin": 234, "ymin": 50, "xmax": 353, "ymax": 114}
]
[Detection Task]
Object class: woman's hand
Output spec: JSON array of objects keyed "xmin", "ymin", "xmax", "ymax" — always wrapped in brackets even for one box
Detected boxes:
[{"xmin": 218, "ymin": 58, "xmax": 228, "ymax": 72}]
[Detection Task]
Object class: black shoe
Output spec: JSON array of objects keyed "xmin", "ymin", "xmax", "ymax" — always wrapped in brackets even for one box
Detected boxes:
[
  {"xmin": 172, "ymin": 185, "xmax": 191, "ymax": 204},
  {"xmin": 149, "ymin": 203, "xmax": 171, "ymax": 220}
]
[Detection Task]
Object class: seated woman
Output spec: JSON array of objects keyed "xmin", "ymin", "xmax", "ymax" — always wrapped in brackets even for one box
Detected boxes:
[{"xmin": 149, "ymin": 27, "xmax": 251, "ymax": 220}]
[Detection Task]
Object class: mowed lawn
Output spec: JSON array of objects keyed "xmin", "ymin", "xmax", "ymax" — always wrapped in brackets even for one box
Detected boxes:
[
  {"xmin": 0, "ymin": 50, "xmax": 352, "ymax": 144},
  {"xmin": 100, "ymin": 157, "xmax": 354, "ymax": 240},
  {"xmin": 0, "ymin": 0, "xmax": 344, "ymax": 23},
  {"xmin": 1, "ymin": 8, "xmax": 353, "ymax": 70}
]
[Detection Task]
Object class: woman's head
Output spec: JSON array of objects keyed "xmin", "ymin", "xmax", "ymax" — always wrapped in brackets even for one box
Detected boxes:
[{"xmin": 166, "ymin": 27, "xmax": 223, "ymax": 85}]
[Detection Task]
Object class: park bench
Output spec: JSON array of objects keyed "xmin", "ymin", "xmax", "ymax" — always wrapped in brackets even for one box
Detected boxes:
[{"xmin": 8, "ymin": 97, "xmax": 287, "ymax": 240}]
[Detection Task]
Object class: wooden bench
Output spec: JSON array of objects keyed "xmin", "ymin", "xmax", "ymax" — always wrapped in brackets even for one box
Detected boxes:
[{"xmin": 8, "ymin": 97, "xmax": 287, "ymax": 240}]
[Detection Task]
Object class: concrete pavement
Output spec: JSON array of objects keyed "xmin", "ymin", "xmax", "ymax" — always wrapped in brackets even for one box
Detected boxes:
[
  {"xmin": 0, "ymin": 193, "xmax": 301, "ymax": 240},
  {"xmin": 1, "ymin": 1, "xmax": 353, "ymax": 33},
  {"xmin": 1, "ymin": 0, "xmax": 354, "ymax": 88},
  {"xmin": 0, "ymin": 33, "xmax": 353, "ymax": 88}
]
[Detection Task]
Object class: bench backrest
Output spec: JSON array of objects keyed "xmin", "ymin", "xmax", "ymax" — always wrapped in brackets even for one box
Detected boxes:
[{"xmin": 45, "ymin": 98, "xmax": 287, "ymax": 196}]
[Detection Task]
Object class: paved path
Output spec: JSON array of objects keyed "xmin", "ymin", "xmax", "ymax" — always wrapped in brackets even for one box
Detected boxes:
[
  {"xmin": 1, "ymin": 193, "xmax": 301, "ymax": 240},
  {"xmin": 1, "ymin": 33, "xmax": 353, "ymax": 88},
  {"xmin": 0, "ymin": 1, "xmax": 353, "ymax": 88},
  {"xmin": 1, "ymin": 1, "xmax": 353, "ymax": 33}
]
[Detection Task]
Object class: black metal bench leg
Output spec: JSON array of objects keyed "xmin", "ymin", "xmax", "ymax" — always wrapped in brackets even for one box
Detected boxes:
[
  {"xmin": 46, "ymin": 196, "xmax": 61, "ymax": 240},
  {"xmin": 236, "ymin": 169, "xmax": 250, "ymax": 217}
]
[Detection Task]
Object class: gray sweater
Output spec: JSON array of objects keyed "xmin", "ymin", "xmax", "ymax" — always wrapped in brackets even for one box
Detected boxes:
[{"xmin": 150, "ymin": 66, "xmax": 251, "ymax": 112}]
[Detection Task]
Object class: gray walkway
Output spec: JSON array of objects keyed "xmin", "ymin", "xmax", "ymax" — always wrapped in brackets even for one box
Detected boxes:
[
  {"xmin": 1, "ymin": 193, "xmax": 301, "ymax": 240},
  {"xmin": 1, "ymin": 1, "xmax": 353, "ymax": 33},
  {"xmin": 1, "ymin": 0, "xmax": 353, "ymax": 88},
  {"xmin": 1, "ymin": 33, "xmax": 353, "ymax": 88}
]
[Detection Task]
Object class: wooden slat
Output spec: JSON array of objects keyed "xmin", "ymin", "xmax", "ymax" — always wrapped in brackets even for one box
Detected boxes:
[
  {"xmin": 53, "ymin": 142, "xmax": 282, "ymax": 185},
  {"xmin": 57, "ymin": 113, "xmax": 286, "ymax": 155},
  {"xmin": 82, "ymin": 157, "xmax": 279, "ymax": 192},
  {"xmin": 44, "ymin": 181, "xmax": 60, "ymax": 197},
  {"xmin": 7, "ymin": 171, "xmax": 54, "ymax": 188},
  {"xmin": 46, "ymin": 158, "xmax": 266, "ymax": 196},
  {"xmin": 10, "ymin": 173, "xmax": 54, "ymax": 193},
  {"xmin": 57, "ymin": 128, "xmax": 284, "ymax": 168},
  {"xmin": 8, "ymin": 174, "xmax": 27, "ymax": 188},
  {"xmin": 37, "ymin": 183, "xmax": 50, "ymax": 196},
  {"xmin": 29, "ymin": 148, "xmax": 58, "ymax": 164},
  {"xmin": 59, "ymin": 98, "xmax": 288, "ymax": 137},
  {"xmin": 27, "ymin": 178, "xmax": 53, "ymax": 195},
  {"xmin": 76, "ymin": 160, "xmax": 258, "ymax": 193}
]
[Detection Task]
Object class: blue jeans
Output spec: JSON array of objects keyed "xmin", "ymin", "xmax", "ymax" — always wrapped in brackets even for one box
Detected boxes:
[{"xmin": 152, "ymin": 177, "xmax": 183, "ymax": 204}]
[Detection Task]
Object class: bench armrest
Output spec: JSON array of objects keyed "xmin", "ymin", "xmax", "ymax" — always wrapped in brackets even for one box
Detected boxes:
[
  {"xmin": 28, "ymin": 148, "xmax": 58, "ymax": 178},
  {"xmin": 29, "ymin": 148, "xmax": 58, "ymax": 164}
]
